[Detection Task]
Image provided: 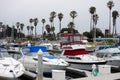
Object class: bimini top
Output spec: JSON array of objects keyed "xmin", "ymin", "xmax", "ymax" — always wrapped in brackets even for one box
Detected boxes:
[
  {"xmin": 21, "ymin": 46, "xmax": 48, "ymax": 54},
  {"xmin": 0, "ymin": 46, "xmax": 7, "ymax": 51}
]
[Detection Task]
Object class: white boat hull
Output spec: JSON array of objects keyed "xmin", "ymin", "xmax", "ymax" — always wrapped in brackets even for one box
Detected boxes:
[
  {"xmin": 19, "ymin": 56, "xmax": 68, "ymax": 73},
  {"xmin": 69, "ymin": 62, "xmax": 106, "ymax": 71},
  {"xmin": 0, "ymin": 58, "xmax": 25, "ymax": 79},
  {"xmin": 106, "ymin": 59, "xmax": 120, "ymax": 67}
]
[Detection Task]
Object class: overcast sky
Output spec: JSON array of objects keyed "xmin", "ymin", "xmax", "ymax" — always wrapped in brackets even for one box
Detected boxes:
[{"xmin": 0, "ymin": 0, "xmax": 120, "ymax": 35}]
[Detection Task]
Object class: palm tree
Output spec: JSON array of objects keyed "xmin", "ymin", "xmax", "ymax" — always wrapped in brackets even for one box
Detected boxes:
[
  {"xmin": 45, "ymin": 24, "xmax": 51, "ymax": 34},
  {"xmin": 41, "ymin": 19, "xmax": 46, "ymax": 36},
  {"xmin": 11, "ymin": 25, "xmax": 15, "ymax": 39},
  {"xmin": 49, "ymin": 17, "xmax": 53, "ymax": 28},
  {"xmin": 67, "ymin": 22, "xmax": 75, "ymax": 33},
  {"xmin": 0, "ymin": 22, "xmax": 3, "ymax": 32},
  {"xmin": 70, "ymin": 11, "xmax": 77, "ymax": 23},
  {"xmin": 16, "ymin": 22, "xmax": 20, "ymax": 38},
  {"xmin": 27, "ymin": 26, "xmax": 30, "ymax": 35},
  {"xmin": 89, "ymin": 6, "xmax": 96, "ymax": 31},
  {"xmin": 29, "ymin": 18, "xmax": 33, "ymax": 26},
  {"xmin": 50, "ymin": 11, "xmax": 56, "ymax": 28},
  {"xmin": 31, "ymin": 26, "xmax": 34, "ymax": 37},
  {"xmin": 20, "ymin": 23, "xmax": 24, "ymax": 39},
  {"xmin": 29, "ymin": 18, "xmax": 33, "ymax": 36},
  {"xmin": 45, "ymin": 24, "xmax": 51, "ymax": 40},
  {"xmin": 93, "ymin": 14, "xmax": 99, "ymax": 45},
  {"xmin": 112, "ymin": 10, "xmax": 119, "ymax": 36},
  {"xmin": 33, "ymin": 18, "xmax": 39, "ymax": 40},
  {"xmin": 107, "ymin": 0, "xmax": 114, "ymax": 34},
  {"xmin": 0, "ymin": 22, "xmax": 2, "ymax": 27},
  {"xmin": 20, "ymin": 23, "xmax": 24, "ymax": 32},
  {"xmin": 2, "ymin": 24, "xmax": 6, "ymax": 38},
  {"xmin": 58, "ymin": 13, "xmax": 63, "ymax": 33}
]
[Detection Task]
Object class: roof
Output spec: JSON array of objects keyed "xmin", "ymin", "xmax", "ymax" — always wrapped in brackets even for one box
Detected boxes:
[{"xmin": 60, "ymin": 33, "xmax": 82, "ymax": 37}]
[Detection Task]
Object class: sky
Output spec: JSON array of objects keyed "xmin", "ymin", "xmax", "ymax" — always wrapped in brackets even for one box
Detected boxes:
[{"xmin": 0, "ymin": 0, "xmax": 120, "ymax": 35}]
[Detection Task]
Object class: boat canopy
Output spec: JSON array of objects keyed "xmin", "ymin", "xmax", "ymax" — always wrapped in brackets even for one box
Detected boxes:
[
  {"xmin": 59, "ymin": 33, "xmax": 87, "ymax": 49},
  {"xmin": 22, "ymin": 46, "xmax": 48, "ymax": 53}
]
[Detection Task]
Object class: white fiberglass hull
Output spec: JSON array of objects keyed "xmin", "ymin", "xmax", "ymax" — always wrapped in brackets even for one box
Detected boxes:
[
  {"xmin": 69, "ymin": 62, "xmax": 106, "ymax": 71},
  {"xmin": 106, "ymin": 59, "xmax": 120, "ymax": 67},
  {"xmin": 23, "ymin": 63, "xmax": 68, "ymax": 73},
  {"xmin": 62, "ymin": 54, "xmax": 106, "ymax": 70},
  {"xmin": 19, "ymin": 56, "xmax": 68, "ymax": 73},
  {"xmin": 0, "ymin": 58, "xmax": 25, "ymax": 79}
]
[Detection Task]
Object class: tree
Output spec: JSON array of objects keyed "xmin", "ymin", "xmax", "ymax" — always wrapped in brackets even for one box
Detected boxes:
[
  {"xmin": 0, "ymin": 22, "xmax": 3, "ymax": 33},
  {"xmin": 29, "ymin": 18, "xmax": 38, "ymax": 40},
  {"xmin": 20, "ymin": 23, "xmax": 24, "ymax": 39},
  {"xmin": 45, "ymin": 24, "xmax": 51, "ymax": 34},
  {"xmin": 70, "ymin": 11, "xmax": 77, "ymax": 23},
  {"xmin": 33, "ymin": 18, "xmax": 39, "ymax": 39},
  {"xmin": 11, "ymin": 25, "xmax": 15, "ymax": 40},
  {"xmin": 31, "ymin": 26, "xmax": 34, "ymax": 36},
  {"xmin": 20, "ymin": 23, "xmax": 24, "ymax": 32},
  {"xmin": 60, "ymin": 28, "xmax": 79, "ymax": 34},
  {"xmin": 0, "ymin": 22, "xmax": 3, "ymax": 27},
  {"xmin": 49, "ymin": 17, "xmax": 53, "ymax": 28},
  {"xmin": 107, "ymin": 0, "xmax": 114, "ymax": 34},
  {"xmin": 41, "ymin": 19, "xmax": 46, "ymax": 37},
  {"xmin": 45, "ymin": 24, "xmax": 51, "ymax": 40},
  {"xmin": 67, "ymin": 22, "xmax": 75, "ymax": 33},
  {"xmin": 27, "ymin": 26, "xmax": 30, "ymax": 35},
  {"xmin": 50, "ymin": 11, "xmax": 56, "ymax": 27},
  {"xmin": 58, "ymin": 13, "xmax": 63, "ymax": 33},
  {"xmin": 93, "ymin": 14, "xmax": 99, "ymax": 45},
  {"xmin": 112, "ymin": 10, "xmax": 119, "ymax": 35},
  {"xmin": 29, "ymin": 18, "xmax": 33, "ymax": 25},
  {"xmin": 83, "ymin": 28, "xmax": 104, "ymax": 41},
  {"xmin": 89, "ymin": 6, "xmax": 96, "ymax": 31},
  {"xmin": 16, "ymin": 22, "xmax": 20, "ymax": 38}
]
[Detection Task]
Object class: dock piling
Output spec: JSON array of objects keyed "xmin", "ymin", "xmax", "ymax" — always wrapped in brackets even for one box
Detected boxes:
[{"xmin": 37, "ymin": 50, "xmax": 43, "ymax": 80}]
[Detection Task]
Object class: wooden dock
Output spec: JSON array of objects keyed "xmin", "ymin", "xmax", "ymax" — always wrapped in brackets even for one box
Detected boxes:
[
  {"xmin": 72, "ymin": 73, "xmax": 120, "ymax": 80},
  {"xmin": 24, "ymin": 66, "xmax": 120, "ymax": 80}
]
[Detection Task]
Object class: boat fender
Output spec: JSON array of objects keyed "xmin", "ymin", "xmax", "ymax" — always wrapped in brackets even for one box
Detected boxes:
[{"xmin": 92, "ymin": 64, "xmax": 99, "ymax": 76}]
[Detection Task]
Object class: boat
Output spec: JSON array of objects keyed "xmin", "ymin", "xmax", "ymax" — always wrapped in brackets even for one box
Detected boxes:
[
  {"xmin": 95, "ymin": 47, "xmax": 120, "ymax": 67},
  {"xmin": 18, "ymin": 46, "xmax": 69, "ymax": 73},
  {"xmin": 38, "ymin": 40, "xmax": 53, "ymax": 50},
  {"xmin": 81, "ymin": 40, "xmax": 96, "ymax": 52},
  {"xmin": 60, "ymin": 33, "xmax": 95, "ymax": 52},
  {"xmin": 0, "ymin": 46, "xmax": 25, "ymax": 79},
  {"xmin": 7, "ymin": 42, "xmax": 22, "ymax": 52},
  {"xmin": 59, "ymin": 33, "xmax": 107, "ymax": 70}
]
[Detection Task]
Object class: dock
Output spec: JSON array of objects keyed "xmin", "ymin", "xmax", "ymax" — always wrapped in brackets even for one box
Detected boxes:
[
  {"xmin": 21, "ymin": 66, "xmax": 120, "ymax": 80},
  {"xmin": 72, "ymin": 73, "xmax": 120, "ymax": 80}
]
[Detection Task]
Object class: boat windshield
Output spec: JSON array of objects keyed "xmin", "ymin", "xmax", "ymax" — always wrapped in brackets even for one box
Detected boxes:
[
  {"xmin": 25, "ymin": 52, "xmax": 50, "ymax": 57},
  {"xmin": 0, "ymin": 51, "xmax": 10, "ymax": 58},
  {"xmin": 112, "ymin": 53, "xmax": 120, "ymax": 56},
  {"xmin": 68, "ymin": 56, "xmax": 81, "ymax": 60}
]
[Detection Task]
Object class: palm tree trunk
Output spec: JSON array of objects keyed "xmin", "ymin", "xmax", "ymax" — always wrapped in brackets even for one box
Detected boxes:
[
  {"xmin": 35, "ymin": 26, "xmax": 36, "ymax": 40},
  {"xmin": 59, "ymin": 21, "xmax": 61, "ymax": 33},
  {"xmin": 93, "ymin": 24, "xmax": 96, "ymax": 45},
  {"xmin": 42, "ymin": 24, "xmax": 44, "ymax": 38},
  {"xmin": 109, "ymin": 9, "xmax": 111, "ymax": 35},
  {"xmin": 112, "ymin": 24, "xmax": 115, "ymax": 36},
  {"xmin": 115, "ymin": 21, "xmax": 117, "ymax": 35},
  {"xmin": 90, "ymin": 15, "xmax": 92, "ymax": 31}
]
